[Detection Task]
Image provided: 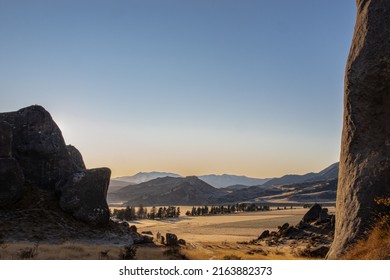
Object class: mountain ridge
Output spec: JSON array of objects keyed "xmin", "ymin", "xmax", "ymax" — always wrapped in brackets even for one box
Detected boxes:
[
  {"xmin": 108, "ymin": 176, "xmax": 227, "ymax": 206},
  {"xmin": 261, "ymin": 162, "xmax": 339, "ymax": 187}
]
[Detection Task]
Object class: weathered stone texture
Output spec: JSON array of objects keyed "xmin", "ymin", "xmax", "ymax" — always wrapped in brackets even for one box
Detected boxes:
[
  {"xmin": 0, "ymin": 158, "xmax": 24, "ymax": 207},
  {"xmin": 328, "ymin": 0, "xmax": 390, "ymax": 259},
  {"xmin": 59, "ymin": 168, "xmax": 111, "ymax": 226},
  {"xmin": 0, "ymin": 121, "xmax": 12, "ymax": 158},
  {"xmin": 0, "ymin": 105, "xmax": 79, "ymax": 190},
  {"xmin": 0, "ymin": 105, "xmax": 112, "ymax": 226}
]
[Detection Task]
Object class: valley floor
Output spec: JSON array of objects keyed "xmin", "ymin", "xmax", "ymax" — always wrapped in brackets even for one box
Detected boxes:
[
  {"xmin": 135, "ymin": 207, "xmax": 335, "ymax": 260},
  {"xmin": 0, "ymin": 207, "xmax": 335, "ymax": 260},
  {"xmin": 135, "ymin": 207, "xmax": 312, "ymax": 242}
]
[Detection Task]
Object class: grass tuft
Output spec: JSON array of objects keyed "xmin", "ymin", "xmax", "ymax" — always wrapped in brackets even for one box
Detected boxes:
[{"xmin": 119, "ymin": 245, "xmax": 137, "ymax": 260}]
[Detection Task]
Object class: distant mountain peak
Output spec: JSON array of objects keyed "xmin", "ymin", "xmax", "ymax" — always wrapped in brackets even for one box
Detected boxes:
[{"xmin": 113, "ymin": 171, "xmax": 182, "ymax": 184}]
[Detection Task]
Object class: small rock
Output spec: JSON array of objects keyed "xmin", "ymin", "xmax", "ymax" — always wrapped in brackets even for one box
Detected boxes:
[
  {"xmin": 303, "ymin": 203, "xmax": 322, "ymax": 223},
  {"xmin": 278, "ymin": 223, "xmax": 289, "ymax": 231},
  {"xmin": 133, "ymin": 234, "xmax": 153, "ymax": 244},
  {"xmin": 129, "ymin": 225, "xmax": 138, "ymax": 233},
  {"xmin": 141, "ymin": 231, "xmax": 153, "ymax": 235},
  {"xmin": 142, "ymin": 235, "xmax": 154, "ymax": 243},
  {"xmin": 178, "ymin": 239, "xmax": 186, "ymax": 245},
  {"xmin": 166, "ymin": 233, "xmax": 178, "ymax": 246},
  {"xmin": 258, "ymin": 230, "xmax": 270, "ymax": 240}
]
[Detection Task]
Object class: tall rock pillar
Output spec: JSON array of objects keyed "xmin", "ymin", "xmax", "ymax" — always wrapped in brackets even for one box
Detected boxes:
[{"xmin": 328, "ymin": 0, "xmax": 390, "ymax": 259}]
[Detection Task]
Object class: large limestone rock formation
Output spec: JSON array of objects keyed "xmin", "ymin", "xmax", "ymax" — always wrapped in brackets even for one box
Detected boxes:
[
  {"xmin": 0, "ymin": 105, "xmax": 111, "ymax": 226},
  {"xmin": 328, "ymin": 0, "xmax": 390, "ymax": 259},
  {"xmin": 0, "ymin": 106, "xmax": 80, "ymax": 190},
  {"xmin": 59, "ymin": 168, "xmax": 111, "ymax": 226},
  {"xmin": 0, "ymin": 121, "xmax": 25, "ymax": 207}
]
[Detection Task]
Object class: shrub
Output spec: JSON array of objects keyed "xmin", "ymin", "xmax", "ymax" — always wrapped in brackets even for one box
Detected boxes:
[
  {"xmin": 18, "ymin": 244, "xmax": 39, "ymax": 260},
  {"xmin": 119, "ymin": 245, "xmax": 137, "ymax": 260}
]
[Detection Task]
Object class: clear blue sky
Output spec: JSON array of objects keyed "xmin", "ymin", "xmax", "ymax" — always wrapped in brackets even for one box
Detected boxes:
[{"xmin": 0, "ymin": 0, "xmax": 356, "ymax": 178}]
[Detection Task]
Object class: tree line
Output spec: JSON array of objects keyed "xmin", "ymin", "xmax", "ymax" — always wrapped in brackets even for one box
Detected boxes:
[
  {"xmin": 185, "ymin": 203, "xmax": 271, "ymax": 216},
  {"xmin": 111, "ymin": 203, "xmax": 289, "ymax": 221},
  {"xmin": 112, "ymin": 206, "xmax": 180, "ymax": 221}
]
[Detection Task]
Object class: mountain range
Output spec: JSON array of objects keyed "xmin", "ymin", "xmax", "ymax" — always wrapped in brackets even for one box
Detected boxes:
[
  {"xmin": 108, "ymin": 162, "xmax": 339, "ymax": 206},
  {"xmin": 261, "ymin": 162, "xmax": 339, "ymax": 187},
  {"xmin": 110, "ymin": 172, "xmax": 272, "ymax": 189},
  {"xmin": 108, "ymin": 176, "xmax": 227, "ymax": 206}
]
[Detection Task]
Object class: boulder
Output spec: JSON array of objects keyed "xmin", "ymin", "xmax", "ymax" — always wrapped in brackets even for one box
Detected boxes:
[
  {"xmin": 166, "ymin": 233, "xmax": 178, "ymax": 246},
  {"xmin": 143, "ymin": 235, "xmax": 154, "ymax": 243},
  {"xmin": 0, "ymin": 158, "xmax": 24, "ymax": 207},
  {"xmin": 129, "ymin": 225, "xmax": 138, "ymax": 233},
  {"xmin": 59, "ymin": 168, "xmax": 111, "ymax": 226},
  {"xmin": 178, "ymin": 239, "xmax": 186, "ymax": 245},
  {"xmin": 0, "ymin": 121, "xmax": 12, "ymax": 158},
  {"xmin": 0, "ymin": 105, "xmax": 113, "ymax": 227},
  {"xmin": 303, "ymin": 203, "xmax": 322, "ymax": 223},
  {"xmin": 280, "ymin": 226, "xmax": 300, "ymax": 238},
  {"xmin": 133, "ymin": 234, "xmax": 154, "ymax": 244},
  {"xmin": 278, "ymin": 223, "xmax": 289, "ymax": 231},
  {"xmin": 258, "ymin": 230, "xmax": 270, "ymax": 240},
  {"xmin": 328, "ymin": 0, "xmax": 390, "ymax": 259},
  {"xmin": 317, "ymin": 208, "xmax": 329, "ymax": 223},
  {"xmin": 0, "ymin": 105, "xmax": 80, "ymax": 190}
]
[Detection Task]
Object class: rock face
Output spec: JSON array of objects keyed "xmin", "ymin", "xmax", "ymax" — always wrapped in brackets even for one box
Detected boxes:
[
  {"xmin": 0, "ymin": 158, "xmax": 25, "ymax": 207},
  {"xmin": 0, "ymin": 105, "xmax": 111, "ymax": 226},
  {"xmin": 0, "ymin": 121, "xmax": 12, "ymax": 158},
  {"xmin": 0, "ymin": 121, "xmax": 25, "ymax": 208},
  {"xmin": 66, "ymin": 145, "xmax": 86, "ymax": 171},
  {"xmin": 59, "ymin": 168, "xmax": 111, "ymax": 226},
  {"xmin": 328, "ymin": 0, "xmax": 390, "ymax": 259},
  {"xmin": 0, "ymin": 106, "xmax": 80, "ymax": 190}
]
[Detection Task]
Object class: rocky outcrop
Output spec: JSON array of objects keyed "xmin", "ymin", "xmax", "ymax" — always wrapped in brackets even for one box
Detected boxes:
[
  {"xmin": 0, "ymin": 121, "xmax": 25, "ymax": 208},
  {"xmin": 328, "ymin": 0, "xmax": 390, "ymax": 259},
  {"xmin": 0, "ymin": 105, "xmax": 111, "ymax": 226},
  {"xmin": 59, "ymin": 168, "xmax": 111, "ymax": 226},
  {"xmin": 66, "ymin": 145, "xmax": 86, "ymax": 171},
  {"xmin": 0, "ymin": 106, "xmax": 80, "ymax": 190},
  {"xmin": 253, "ymin": 206, "xmax": 335, "ymax": 259},
  {"xmin": 0, "ymin": 121, "xmax": 12, "ymax": 158},
  {"xmin": 0, "ymin": 158, "xmax": 25, "ymax": 208}
]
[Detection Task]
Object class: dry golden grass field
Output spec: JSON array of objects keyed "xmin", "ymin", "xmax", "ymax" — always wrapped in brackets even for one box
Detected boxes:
[{"xmin": 0, "ymin": 207, "xmax": 336, "ymax": 260}]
